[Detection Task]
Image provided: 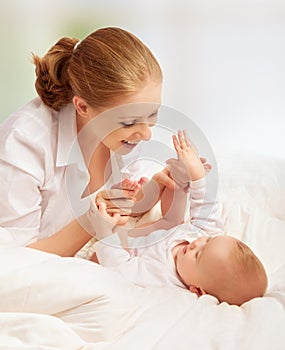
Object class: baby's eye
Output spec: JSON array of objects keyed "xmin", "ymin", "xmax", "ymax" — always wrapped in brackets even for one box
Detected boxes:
[{"xmin": 195, "ymin": 251, "xmax": 200, "ymax": 260}]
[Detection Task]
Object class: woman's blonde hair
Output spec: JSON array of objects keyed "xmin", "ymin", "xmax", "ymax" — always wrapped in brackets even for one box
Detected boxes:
[{"xmin": 33, "ymin": 27, "xmax": 163, "ymax": 111}]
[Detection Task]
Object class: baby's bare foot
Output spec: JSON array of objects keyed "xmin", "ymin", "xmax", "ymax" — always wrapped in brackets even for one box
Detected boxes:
[{"xmin": 121, "ymin": 178, "xmax": 141, "ymax": 197}]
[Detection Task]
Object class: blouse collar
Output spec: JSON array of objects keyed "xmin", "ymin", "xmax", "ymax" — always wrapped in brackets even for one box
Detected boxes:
[{"xmin": 56, "ymin": 103, "xmax": 87, "ymax": 173}]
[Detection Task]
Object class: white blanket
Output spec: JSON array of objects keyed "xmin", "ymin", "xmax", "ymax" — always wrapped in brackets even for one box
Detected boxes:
[{"xmin": 0, "ymin": 153, "xmax": 285, "ymax": 349}]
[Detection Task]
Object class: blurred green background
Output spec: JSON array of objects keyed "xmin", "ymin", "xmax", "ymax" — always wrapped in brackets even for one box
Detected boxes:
[
  {"xmin": 1, "ymin": 0, "xmax": 284, "ymax": 157},
  {"xmin": 0, "ymin": 0, "xmax": 169, "ymax": 119}
]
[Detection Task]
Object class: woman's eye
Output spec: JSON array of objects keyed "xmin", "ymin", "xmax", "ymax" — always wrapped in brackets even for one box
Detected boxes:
[
  {"xmin": 149, "ymin": 112, "xmax": 158, "ymax": 120},
  {"xmin": 119, "ymin": 121, "xmax": 136, "ymax": 127},
  {"xmin": 119, "ymin": 112, "xmax": 158, "ymax": 128}
]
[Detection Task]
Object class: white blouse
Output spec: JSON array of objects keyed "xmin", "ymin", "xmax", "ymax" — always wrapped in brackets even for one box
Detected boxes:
[{"xmin": 0, "ymin": 98, "xmax": 152, "ymax": 247}]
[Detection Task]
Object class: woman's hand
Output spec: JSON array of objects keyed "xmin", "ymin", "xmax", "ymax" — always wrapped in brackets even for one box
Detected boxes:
[
  {"xmin": 79, "ymin": 178, "xmax": 142, "ymax": 239},
  {"xmin": 96, "ymin": 179, "xmax": 141, "ymax": 225},
  {"xmin": 78, "ymin": 200, "xmax": 121, "ymax": 239}
]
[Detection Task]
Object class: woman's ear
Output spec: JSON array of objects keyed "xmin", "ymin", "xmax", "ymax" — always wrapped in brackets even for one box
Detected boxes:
[
  {"xmin": 72, "ymin": 96, "xmax": 90, "ymax": 118},
  {"xmin": 189, "ymin": 285, "xmax": 207, "ymax": 297}
]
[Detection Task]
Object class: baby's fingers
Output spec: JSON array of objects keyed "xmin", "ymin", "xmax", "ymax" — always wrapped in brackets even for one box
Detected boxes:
[
  {"xmin": 138, "ymin": 177, "xmax": 148, "ymax": 185},
  {"xmin": 178, "ymin": 130, "xmax": 187, "ymax": 148},
  {"xmin": 172, "ymin": 135, "xmax": 182, "ymax": 153},
  {"xmin": 183, "ymin": 130, "xmax": 191, "ymax": 147},
  {"xmin": 173, "ymin": 130, "xmax": 191, "ymax": 154}
]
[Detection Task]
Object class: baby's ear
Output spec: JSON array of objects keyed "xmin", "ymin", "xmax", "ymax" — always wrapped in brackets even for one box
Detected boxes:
[{"xmin": 189, "ymin": 285, "xmax": 207, "ymax": 297}]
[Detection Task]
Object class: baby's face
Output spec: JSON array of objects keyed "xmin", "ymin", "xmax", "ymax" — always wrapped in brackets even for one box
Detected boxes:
[{"xmin": 175, "ymin": 235, "xmax": 237, "ymax": 291}]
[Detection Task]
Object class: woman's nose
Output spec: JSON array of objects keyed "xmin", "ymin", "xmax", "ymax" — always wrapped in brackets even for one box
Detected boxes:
[{"xmin": 134, "ymin": 123, "xmax": 152, "ymax": 141}]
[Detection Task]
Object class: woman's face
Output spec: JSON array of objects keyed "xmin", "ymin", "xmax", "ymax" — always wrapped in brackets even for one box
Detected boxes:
[{"xmin": 87, "ymin": 80, "xmax": 162, "ymax": 154}]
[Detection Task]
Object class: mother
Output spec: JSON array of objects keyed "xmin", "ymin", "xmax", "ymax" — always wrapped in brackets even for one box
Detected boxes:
[{"xmin": 0, "ymin": 27, "xmax": 163, "ymax": 256}]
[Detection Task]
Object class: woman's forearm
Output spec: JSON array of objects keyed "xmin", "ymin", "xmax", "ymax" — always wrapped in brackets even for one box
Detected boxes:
[{"xmin": 27, "ymin": 219, "xmax": 92, "ymax": 257}]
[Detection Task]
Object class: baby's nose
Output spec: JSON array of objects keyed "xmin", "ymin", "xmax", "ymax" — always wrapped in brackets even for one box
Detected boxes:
[{"xmin": 190, "ymin": 237, "xmax": 205, "ymax": 249}]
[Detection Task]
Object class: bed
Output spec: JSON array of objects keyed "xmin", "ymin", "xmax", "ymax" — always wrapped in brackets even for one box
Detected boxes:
[{"xmin": 0, "ymin": 152, "xmax": 284, "ymax": 349}]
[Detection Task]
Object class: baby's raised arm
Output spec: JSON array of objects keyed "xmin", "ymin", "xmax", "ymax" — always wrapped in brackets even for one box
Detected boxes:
[
  {"xmin": 164, "ymin": 131, "xmax": 222, "ymax": 235},
  {"xmin": 159, "ymin": 131, "xmax": 205, "ymax": 222}
]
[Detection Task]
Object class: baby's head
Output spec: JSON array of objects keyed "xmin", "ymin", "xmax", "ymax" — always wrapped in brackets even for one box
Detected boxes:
[{"xmin": 175, "ymin": 235, "xmax": 268, "ymax": 306}]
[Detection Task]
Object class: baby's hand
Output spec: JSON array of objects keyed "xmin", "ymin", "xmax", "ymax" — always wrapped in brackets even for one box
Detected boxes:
[
  {"xmin": 173, "ymin": 130, "xmax": 205, "ymax": 181},
  {"xmin": 166, "ymin": 130, "xmax": 205, "ymax": 188}
]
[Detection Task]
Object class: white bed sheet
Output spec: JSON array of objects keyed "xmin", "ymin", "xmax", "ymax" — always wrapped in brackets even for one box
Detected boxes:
[{"xmin": 0, "ymin": 153, "xmax": 284, "ymax": 349}]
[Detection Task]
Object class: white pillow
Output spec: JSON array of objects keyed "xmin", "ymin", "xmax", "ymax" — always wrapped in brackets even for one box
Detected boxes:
[
  {"xmin": 217, "ymin": 152, "xmax": 285, "ymax": 220},
  {"xmin": 216, "ymin": 152, "xmax": 285, "ymax": 278}
]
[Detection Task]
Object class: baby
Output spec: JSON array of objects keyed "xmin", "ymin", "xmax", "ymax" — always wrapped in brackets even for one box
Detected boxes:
[{"xmin": 92, "ymin": 131, "xmax": 268, "ymax": 306}]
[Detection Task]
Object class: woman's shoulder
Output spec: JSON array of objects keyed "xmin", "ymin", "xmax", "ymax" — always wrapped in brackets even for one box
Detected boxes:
[
  {"xmin": 0, "ymin": 97, "xmax": 58, "ymax": 141},
  {"xmin": 0, "ymin": 98, "xmax": 76, "ymax": 171}
]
